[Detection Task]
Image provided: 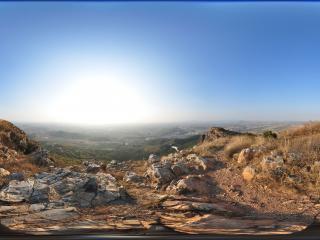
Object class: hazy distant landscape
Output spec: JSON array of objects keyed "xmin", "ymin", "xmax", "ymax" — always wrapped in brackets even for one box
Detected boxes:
[{"xmin": 17, "ymin": 121, "xmax": 301, "ymax": 165}]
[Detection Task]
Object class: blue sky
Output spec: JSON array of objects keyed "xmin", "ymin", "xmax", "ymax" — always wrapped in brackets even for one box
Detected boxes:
[{"xmin": 1, "ymin": 2, "xmax": 320, "ymax": 124}]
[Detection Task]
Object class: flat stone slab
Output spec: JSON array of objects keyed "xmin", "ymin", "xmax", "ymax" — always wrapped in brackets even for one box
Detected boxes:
[
  {"xmin": 1, "ymin": 207, "xmax": 79, "ymax": 231},
  {"xmin": 161, "ymin": 213, "xmax": 309, "ymax": 235}
]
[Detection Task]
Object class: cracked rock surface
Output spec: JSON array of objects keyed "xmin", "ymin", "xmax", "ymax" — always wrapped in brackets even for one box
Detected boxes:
[{"xmin": 0, "ymin": 167, "xmax": 127, "ymax": 208}]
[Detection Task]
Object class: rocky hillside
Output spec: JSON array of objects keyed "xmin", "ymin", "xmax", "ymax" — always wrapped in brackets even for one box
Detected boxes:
[
  {"xmin": 0, "ymin": 120, "xmax": 54, "ymax": 178},
  {"xmin": 1, "ymin": 120, "xmax": 320, "ymax": 235},
  {"xmin": 0, "ymin": 120, "xmax": 39, "ymax": 154}
]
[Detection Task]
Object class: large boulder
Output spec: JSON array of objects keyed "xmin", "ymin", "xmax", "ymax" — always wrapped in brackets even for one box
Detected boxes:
[
  {"xmin": 145, "ymin": 163, "xmax": 175, "ymax": 188},
  {"xmin": 71, "ymin": 175, "xmax": 113, "ymax": 207},
  {"xmin": 146, "ymin": 153, "xmax": 214, "ymax": 190},
  {"xmin": 170, "ymin": 175, "xmax": 214, "ymax": 195},
  {"xmin": 186, "ymin": 154, "xmax": 213, "ymax": 171},
  {"xmin": 42, "ymin": 169, "xmax": 126, "ymax": 208}
]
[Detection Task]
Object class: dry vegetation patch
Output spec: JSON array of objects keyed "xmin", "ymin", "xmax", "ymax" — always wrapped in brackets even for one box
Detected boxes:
[
  {"xmin": 282, "ymin": 122, "xmax": 320, "ymax": 138},
  {"xmin": 224, "ymin": 135, "xmax": 256, "ymax": 158}
]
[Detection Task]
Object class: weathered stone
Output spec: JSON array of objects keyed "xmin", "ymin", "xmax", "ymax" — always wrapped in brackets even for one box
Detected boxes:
[
  {"xmin": 8, "ymin": 172, "xmax": 24, "ymax": 181},
  {"xmin": 186, "ymin": 154, "xmax": 213, "ymax": 171},
  {"xmin": 148, "ymin": 154, "xmax": 160, "ymax": 164},
  {"xmin": 242, "ymin": 166, "xmax": 255, "ymax": 181},
  {"xmin": 30, "ymin": 149, "xmax": 54, "ymax": 167},
  {"xmin": 0, "ymin": 167, "xmax": 127, "ymax": 208},
  {"xmin": 146, "ymin": 163, "xmax": 175, "ymax": 187},
  {"xmin": 173, "ymin": 175, "xmax": 213, "ymax": 194},
  {"xmin": 123, "ymin": 171, "xmax": 144, "ymax": 183},
  {"xmin": 0, "ymin": 168, "xmax": 10, "ymax": 177},
  {"xmin": 86, "ymin": 163, "xmax": 101, "ymax": 173},
  {"xmin": 29, "ymin": 181, "xmax": 49, "ymax": 203},
  {"xmin": 1, "ymin": 207, "xmax": 79, "ymax": 228},
  {"xmin": 261, "ymin": 156, "xmax": 284, "ymax": 171},
  {"xmin": 161, "ymin": 213, "xmax": 309, "ymax": 235},
  {"xmin": 110, "ymin": 160, "xmax": 117, "ymax": 165},
  {"xmin": 237, "ymin": 148, "xmax": 254, "ymax": 164},
  {"xmin": 162, "ymin": 200, "xmax": 231, "ymax": 212},
  {"xmin": 171, "ymin": 163, "xmax": 190, "ymax": 176},
  {"xmin": 0, "ymin": 179, "xmax": 34, "ymax": 202},
  {"xmin": 29, "ymin": 203, "xmax": 46, "ymax": 212}
]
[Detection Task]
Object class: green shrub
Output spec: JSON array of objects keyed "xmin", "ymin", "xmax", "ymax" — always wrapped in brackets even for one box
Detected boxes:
[{"xmin": 263, "ymin": 130, "xmax": 277, "ymax": 139}]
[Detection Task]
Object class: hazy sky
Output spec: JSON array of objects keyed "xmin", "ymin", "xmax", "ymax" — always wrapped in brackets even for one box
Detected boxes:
[{"xmin": 1, "ymin": 2, "xmax": 320, "ymax": 124}]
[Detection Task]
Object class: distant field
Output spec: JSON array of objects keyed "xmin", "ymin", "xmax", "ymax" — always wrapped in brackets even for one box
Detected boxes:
[
  {"xmin": 40, "ymin": 134, "xmax": 200, "ymax": 165},
  {"xmin": 18, "ymin": 121, "xmax": 301, "ymax": 165}
]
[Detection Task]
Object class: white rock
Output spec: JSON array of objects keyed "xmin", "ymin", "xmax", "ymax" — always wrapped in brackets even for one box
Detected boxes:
[
  {"xmin": 0, "ymin": 168, "xmax": 10, "ymax": 177},
  {"xmin": 0, "ymin": 179, "xmax": 34, "ymax": 202},
  {"xmin": 148, "ymin": 154, "xmax": 160, "ymax": 164}
]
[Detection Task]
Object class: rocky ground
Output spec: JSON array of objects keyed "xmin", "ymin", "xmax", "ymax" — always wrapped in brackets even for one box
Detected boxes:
[{"xmin": 0, "ymin": 120, "xmax": 320, "ymax": 235}]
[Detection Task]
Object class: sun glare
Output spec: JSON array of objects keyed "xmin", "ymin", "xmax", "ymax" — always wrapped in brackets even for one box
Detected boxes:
[{"xmin": 48, "ymin": 68, "xmax": 152, "ymax": 125}]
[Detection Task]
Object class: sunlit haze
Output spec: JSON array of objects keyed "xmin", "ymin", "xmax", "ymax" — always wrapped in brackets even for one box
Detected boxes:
[{"xmin": 1, "ymin": 2, "xmax": 320, "ymax": 124}]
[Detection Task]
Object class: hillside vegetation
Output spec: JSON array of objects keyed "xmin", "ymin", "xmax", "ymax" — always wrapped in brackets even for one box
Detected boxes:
[{"xmin": 193, "ymin": 122, "xmax": 320, "ymax": 196}]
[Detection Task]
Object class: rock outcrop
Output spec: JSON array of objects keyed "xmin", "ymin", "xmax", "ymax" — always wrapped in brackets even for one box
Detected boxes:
[
  {"xmin": 202, "ymin": 127, "xmax": 240, "ymax": 142},
  {"xmin": 29, "ymin": 149, "xmax": 54, "ymax": 167},
  {"xmin": 146, "ymin": 162, "xmax": 175, "ymax": 188},
  {"xmin": 145, "ymin": 152, "xmax": 215, "ymax": 190},
  {"xmin": 0, "ymin": 167, "xmax": 128, "ymax": 207}
]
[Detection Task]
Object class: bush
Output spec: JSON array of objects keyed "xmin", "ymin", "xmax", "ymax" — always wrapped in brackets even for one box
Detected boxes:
[{"xmin": 263, "ymin": 131, "xmax": 277, "ymax": 139}]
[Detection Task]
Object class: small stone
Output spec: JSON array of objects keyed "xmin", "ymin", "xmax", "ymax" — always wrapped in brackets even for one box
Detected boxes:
[
  {"xmin": 242, "ymin": 166, "xmax": 255, "ymax": 181},
  {"xmin": 123, "ymin": 171, "xmax": 144, "ymax": 183},
  {"xmin": 0, "ymin": 168, "xmax": 10, "ymax": 177},
  {"xmin": 86, "ymin": 163, "xmax": 101, "ymax": 173},
  {"xmin": 148, "ymin": 154, "xmax": 160, "ymax": 164}
]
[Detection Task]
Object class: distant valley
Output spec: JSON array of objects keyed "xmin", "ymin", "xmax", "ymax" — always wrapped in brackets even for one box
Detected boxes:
[{"xmin": 17, "ymin": 121, "xmax": 301, "ymax": 165}]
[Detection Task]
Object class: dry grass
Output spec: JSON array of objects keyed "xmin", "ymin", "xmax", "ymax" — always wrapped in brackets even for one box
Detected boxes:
[
  {"xmin": 282, "ymin": 122, "xmax": 320, "ymax": 138},
  {"xmin": 279, "ymin": 133, "xmax": 320, "ymax": 164},
  {"xmin": 0, "ymin": 156, "xmax": 42, "ymax": 177},
  {"xmin": 241, "ymin": 124, "xmax": 320, "ymax": 194},
  {"xmin": 224, "ymin": 135, "xmax": 256, "ymax": 158},
  {"xmin": 279, "ymin": 123, "xmax": 320, "ymax": 164},
  {"xmin": 0, "ymin": 159, "xmax": 41, "ymax": 187},
  {"xmin": 193, "ymin": 137, "xmax": 229, "ymax": 157}
]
